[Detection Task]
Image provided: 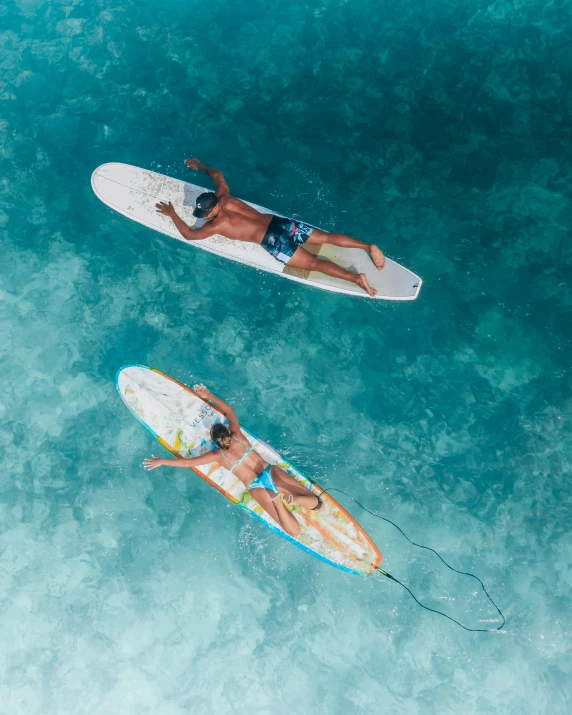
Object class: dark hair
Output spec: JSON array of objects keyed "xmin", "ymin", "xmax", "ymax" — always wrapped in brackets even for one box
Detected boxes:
[{"xmin": 210, "ymin": 423, "xmax": 232, "ymax": 450}]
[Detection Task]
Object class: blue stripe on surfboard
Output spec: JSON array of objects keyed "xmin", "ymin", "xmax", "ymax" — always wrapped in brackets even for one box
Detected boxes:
[
  {"xmin": 236, "ymin": 502, "xmax": 360, "ymax": 574},
  {"xmin": 115, "ymin": 364, "xmax": 365, "ymax": 576}
]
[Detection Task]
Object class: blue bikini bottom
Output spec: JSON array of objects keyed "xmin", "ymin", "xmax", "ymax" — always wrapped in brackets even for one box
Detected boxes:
[{"xmin": 248, "ymin": 465, "xmax": 279, "ymax": 494}]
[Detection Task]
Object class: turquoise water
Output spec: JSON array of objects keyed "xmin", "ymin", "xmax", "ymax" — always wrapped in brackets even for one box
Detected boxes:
[{"xmin": 1, "ymin": 0, "xmax": 571, "ymax": 711}]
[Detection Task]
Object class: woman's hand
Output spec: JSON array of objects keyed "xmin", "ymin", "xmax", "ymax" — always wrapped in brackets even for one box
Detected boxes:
[
  {"xmin": 193, "ymin": 383, "xmax": 211, "ymax": 399},
  {"xmin": 143, "ymin": 455, "xmax": 165, "ymax": 471}
]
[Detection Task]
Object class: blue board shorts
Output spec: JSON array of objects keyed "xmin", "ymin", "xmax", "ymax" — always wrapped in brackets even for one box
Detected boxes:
[{"xmin": 261, "ymin": 216, "xmax": 314, "ymax": 265}]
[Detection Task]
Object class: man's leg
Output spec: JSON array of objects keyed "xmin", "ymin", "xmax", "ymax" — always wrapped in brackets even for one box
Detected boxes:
[
  {"xmin": 287, "ymin": 247, "xmax": 377, "ymax": 297},
  {"xmin": 249, "ymin": 487, "xmax": 301, "ymax": 537},
  {"xmin": 270, "ymin": 466, "xmax": 320, "ymax": 509},
  {"xmin": 306, "ymin": 228, "xmax": 386, "ymax": 269}
]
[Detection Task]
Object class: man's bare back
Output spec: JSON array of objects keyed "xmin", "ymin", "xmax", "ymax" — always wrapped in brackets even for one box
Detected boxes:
[
  {"xmin": 204, "ymin": 195, "xmax": 272, "ymax": 244},
  {"xmin": 156, "ymin": 158, "xmax": 385, "ymax": 297}
]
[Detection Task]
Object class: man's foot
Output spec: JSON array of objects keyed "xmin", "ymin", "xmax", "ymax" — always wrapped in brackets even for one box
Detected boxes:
[
  {"xmin": 369, "ymin": 245, "xmax": 386, "ymax": 270},
  {"xmin": 356, "ymin": 273, "xmax": 377, "ymax": 297}
]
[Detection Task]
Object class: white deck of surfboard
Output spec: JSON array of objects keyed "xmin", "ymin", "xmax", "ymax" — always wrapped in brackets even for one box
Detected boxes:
[{"xmin": 92, "ymin": 162, "xmax": 422, "ymax": 300}]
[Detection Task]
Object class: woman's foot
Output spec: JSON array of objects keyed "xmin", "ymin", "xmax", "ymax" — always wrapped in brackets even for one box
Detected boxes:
[
  {"xmin": 273, "ymin": 491, "xmax": 294, "ymax": 505},
  {"xmin": 269, "ymin": 491, "xmax": 301, "ymax": 537},
  {"xmin": 369, "ymin": 245, "xmax": 386, "ymax": 270},
  {"xmin": 356, "ymin": 273, "xmax": 377, "ymax": 297}
]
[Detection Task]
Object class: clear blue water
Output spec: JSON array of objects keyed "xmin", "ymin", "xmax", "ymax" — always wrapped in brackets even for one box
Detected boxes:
[{"xmin": 1, "ymin": 0, "xmax": 571, "ymax": 712}]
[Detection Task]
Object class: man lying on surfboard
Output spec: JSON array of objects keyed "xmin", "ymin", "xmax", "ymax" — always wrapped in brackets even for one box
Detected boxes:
[
  {"xmin": 143, "ymin": 384, "xmax": 322, "ymax": 538},
  {"xmin": 155, "ymin": 158, "xmax": 385, "ymax": 297}
]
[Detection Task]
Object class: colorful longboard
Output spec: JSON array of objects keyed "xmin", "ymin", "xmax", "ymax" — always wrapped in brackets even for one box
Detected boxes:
[
  {"xmin": 116, "ymin": 365, "xmax": 382, "ymax": 575},
  {"xmin": 93, "ymin": 162, "xmax": 422, "ymax": 301}
]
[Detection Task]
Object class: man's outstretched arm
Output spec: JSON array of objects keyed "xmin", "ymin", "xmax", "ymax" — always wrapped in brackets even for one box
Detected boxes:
[
  {"xmin": 155, "ymin": 201, "xmax": 212, "ymax": 240},
  {"xmin": 185, "ymin": 158, "xmax": 230, "ymax": 197}
]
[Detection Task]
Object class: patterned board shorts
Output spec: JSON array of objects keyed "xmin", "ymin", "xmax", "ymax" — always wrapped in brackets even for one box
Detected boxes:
[{"xmin": 261, "ymin": 215, "xmax": 314, "ymax": 265}]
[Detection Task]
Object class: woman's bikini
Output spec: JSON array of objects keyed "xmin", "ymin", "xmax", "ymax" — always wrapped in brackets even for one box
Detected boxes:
[
  {"xmin": 220, "ymin": 436, "xmax": 323, "ymax": 510},
  {"xmin": 220, "ymin": 437, "xmax": 280, "ymax": 496}
]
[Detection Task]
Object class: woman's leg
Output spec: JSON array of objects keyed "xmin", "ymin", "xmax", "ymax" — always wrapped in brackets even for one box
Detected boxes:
[
  {"xmin": 270, "ymin": 466, "xmax": 320, "ymax": 510},
  {"xmin": 249, "ymin": 487, "xmax": 301, "ymax": 538}
]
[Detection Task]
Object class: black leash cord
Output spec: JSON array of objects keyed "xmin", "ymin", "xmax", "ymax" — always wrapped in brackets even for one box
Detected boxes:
[{"xmin": 318, "ymin": 487, "xmax": 506, "ymax": 633}]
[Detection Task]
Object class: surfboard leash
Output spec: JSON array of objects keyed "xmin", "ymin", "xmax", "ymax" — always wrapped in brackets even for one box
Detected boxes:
[{"xmin": 317, "ymin": 487, "xmax": 506, "ymax": 633}]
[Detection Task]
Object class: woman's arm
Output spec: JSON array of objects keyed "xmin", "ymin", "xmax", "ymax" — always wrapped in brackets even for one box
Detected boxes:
[
  {"xmin": 143, "ymin": 450, "xmax": 220, "ymax": 471},
  {"xmin": 194, "ymin": 384, "xmax": 241, "ymax": 434}
]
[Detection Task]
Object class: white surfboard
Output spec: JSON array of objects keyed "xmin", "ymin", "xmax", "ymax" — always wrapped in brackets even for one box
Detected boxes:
[{"xmin": 92, "ymin": 162, "xmax": 422, "ymax": 300}]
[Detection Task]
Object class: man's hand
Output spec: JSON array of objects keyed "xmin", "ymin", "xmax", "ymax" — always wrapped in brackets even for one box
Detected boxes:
[
  {"xmin": 185, "ymin": 158, "xmax": 229, "ymax": 196},
  {"xmin": 143, "ymin": 455, "xmax": 165, "ymax": 471},
  {"xmin": 155, "ymin": 201, "xmax": 203, "ymax": 240},
  {"xmin": 156, "ymin": 201, "xmax": 176, "ymax": 217}
]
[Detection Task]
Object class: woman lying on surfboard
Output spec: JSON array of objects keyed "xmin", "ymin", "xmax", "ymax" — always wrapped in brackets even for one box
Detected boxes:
[
  {"xmin": 154, "ymin": 158, "xmax": 385, "ymax": 297},
  {"xmin": 143, "ymin": 384, "xmax": 322, "ymax": 537}
]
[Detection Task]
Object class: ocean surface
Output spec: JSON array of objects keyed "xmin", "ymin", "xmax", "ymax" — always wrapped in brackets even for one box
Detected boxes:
[{"xmin": 1, "ymin": 0, "xmax": 572, "ymax": 712}]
